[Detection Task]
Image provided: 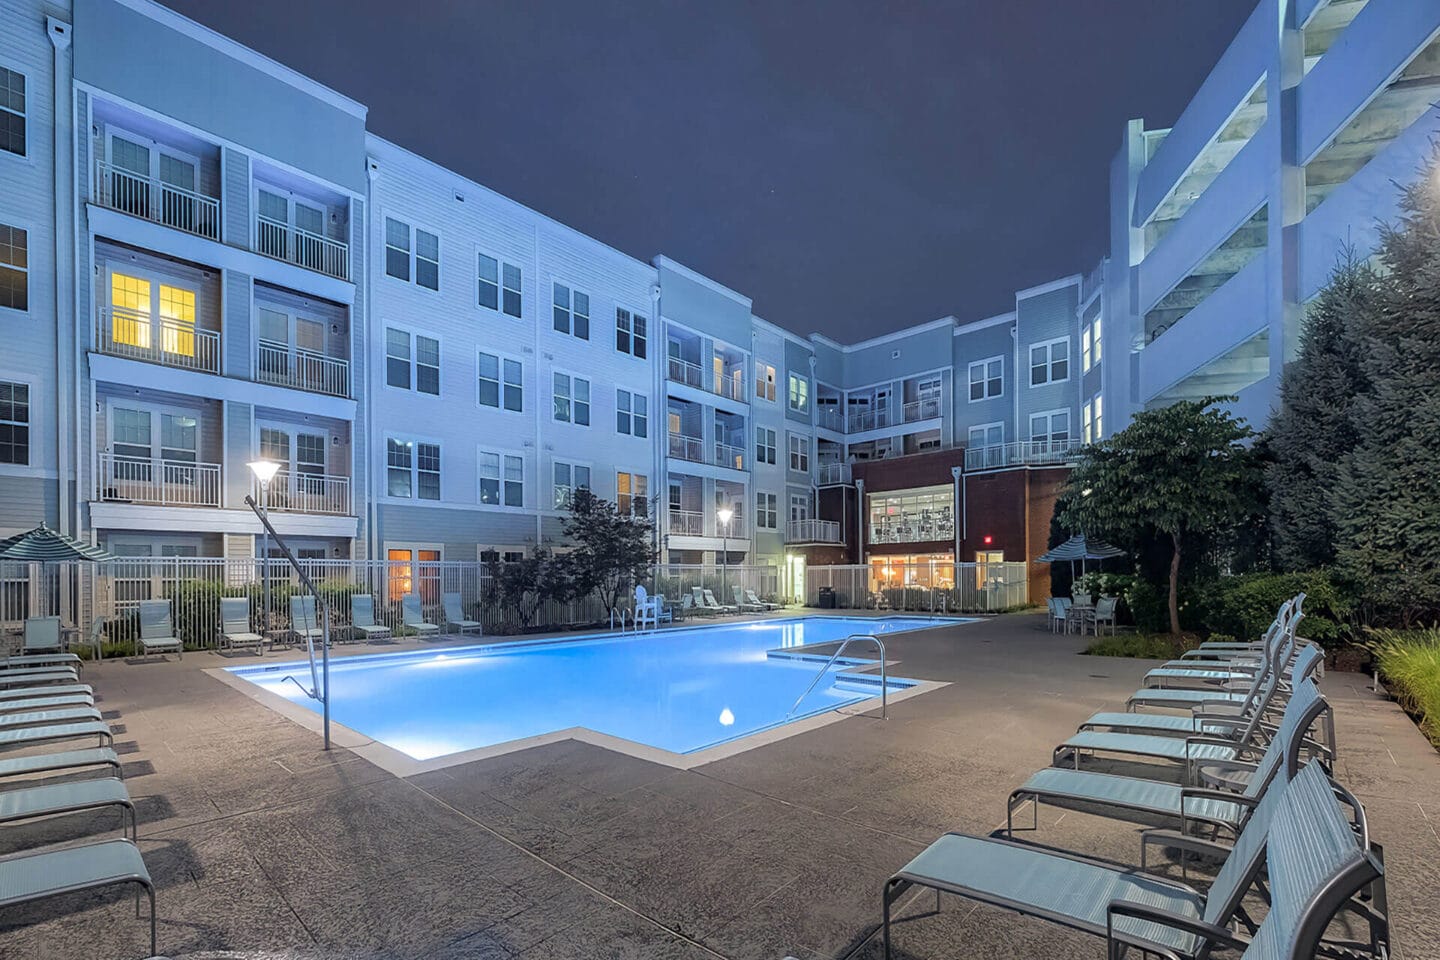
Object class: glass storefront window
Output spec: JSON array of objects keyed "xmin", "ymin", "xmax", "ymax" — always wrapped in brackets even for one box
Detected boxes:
[{"xmin": 868, "ymin": 486, "xmax": 955, "ymax": 544}]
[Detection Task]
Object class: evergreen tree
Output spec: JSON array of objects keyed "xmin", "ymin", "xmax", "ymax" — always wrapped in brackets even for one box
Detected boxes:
[{"xmin": 1265, "ymin": 252, "xmax": 1375, "ymax": 571}]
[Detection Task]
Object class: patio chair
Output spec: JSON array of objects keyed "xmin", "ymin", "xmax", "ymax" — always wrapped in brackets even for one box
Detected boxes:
[
  {"xmin": 289, "ymin": 595, "xmax": 325, "ymax": 647},
  {"xmin": 688, "ymin": 587, "xmax": 714, "ymax": 615},
  {"xmin": 0, "ymin": 720, "xmax": 113, "ymax": 751},
  {"xmin": 1045, "ymin": 597, "xmax": 1069, "ymax": 633},
  {"xmin": 0, "ymin": 707, "xmax": 104, "ymax": 731},
  {"xmin": 0, "ymin": 776, "xmax": 136, "ymax": 840},
  {"xmin": 349, "ymin": 595, "xmax": 393, "ymax": 643},
  {"xmin": 0, "ymin": 666, "xmax": 80, "ymax": 688},
  {"xmin": 0, "ymin": 839, "xmax": 157, "ymax": 956},
  {"xmin": 1087, "ymin": 595, "xmax": 1119, "ymax": 636},
  {"xmin": 732, "ymin": 586, "xmax": 763, "ymax": 612},
  {"xmin": 701, "ymin": 588, "xmax": 737, "ymax": 614},
  {"xmin": 633, "ymin": 586, "xmax": 659, "ymax": 631},
  {"xmin": 746, "ymin": 589, "xmax": 781, "ymax": 611},
  {"xmin": 218, "ymin": 597, "xmax": 265, "ymax": 654},
  {"xmin": 655, "ymin": 593, "xmax": 676, "ymax": 624},
  {"xmin": 401, "ymin": 593, "xmax": 441, "ymax": 638},
  {"xmin": 0, "ymin": 746, "xmax": 122, "ymax": 781},
  {"xmin": 22, "ymin": 616, "xmax": 63, "ymax": 654},
  {"xmin": 1, "ymin": 650, "xmax": 82, "ymax": 672},
  {"xmin": 0, "ymin": 692, "xmax": 95, "ymax": 714},
  {"xmin": 137, "ymin": 599, "xmax": 183, "ymax": 660},
  {"xmin": 443, "ymin": 593, "xmax": 483, "ymax": 636},
  {"xmin": 0, "ymin": 682, "xmax": 92, "ymax": 703}
]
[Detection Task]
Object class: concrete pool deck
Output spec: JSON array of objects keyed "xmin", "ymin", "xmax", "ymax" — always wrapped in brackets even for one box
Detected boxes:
[{"xmin": 0, "ymin": 612, "xmax": 1436, "ymax": 959}]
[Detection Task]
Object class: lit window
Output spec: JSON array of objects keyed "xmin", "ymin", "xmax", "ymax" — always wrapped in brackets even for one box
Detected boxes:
[
  {"xmin": 0, "ymin": 67, "xmax": 24, "ymax": 158},
  {"xmin": 553, "ymin": 283, "xmax": 590, "ymax": 340},
  {"xmin": 0, "ymin": 223, "xmax": 26, "ymax": 311},
  {"xmin": 617, "ymin": 472, "xmax": 648, "ymax": 516},
  {"xmin": 616, "ymin": 308, "xmax": 648, "ymax": 358},
  {"xmin": 478, "ymin": 352, "xmax": 522, "ymax": 411},
  {"xmin": 968, "ymin": 357, "xmax": 1003, "ymax": 401},
  {"xmin": 110, "ymin": 272, "xmax": 151, "ymax": 348},
  {"xmin": 1029, "ymin": 338, "xmax": 1070, "ymax": 386},
  {"xmin": 0, "ymin": 380, "xmax": 29, "ymax": 465},
  {"xmin": 159, "ymin": 284, "xmax": 196, "ymax": 358},
  {"xmin": 788, "ymin": 374, "xmax": 809, "ymax": 413}
]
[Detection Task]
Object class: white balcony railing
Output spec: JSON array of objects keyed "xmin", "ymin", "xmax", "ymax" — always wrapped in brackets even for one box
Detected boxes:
[
  {"xmin": 256, "ymin": 339, "xmax": 350, "ymax": 398},
  {"xmin": 817, "ymin": 462, "xmax": 852, "ymax": 486},
  {"xmin": 668, "ymin": 509, "xmax": 704, "ymax": 536},
  {"xmin": 668, "ymin": 433, "xmax": 705, "ymax": 463},
  {"xmin": 96, "ymin": 307, "xmax": 220, "ymax": 375},
  {"xmin": 847, "ymin": 407, "xmax": 893, "ymax": 433},
  {"xmin": 713, "ymin": 371, "xmax": 745, "ymax": 402},
  {"xmin": 256, "ymin": 215, "xmax": 350, "ymax": 281},
  {"xmin": 714, "ymin": 442, "xmax": 746, "ymax": 470},
  {"xmin": 667, "ymin": 356, "xmax": 703, "ymax": 389},
  {"xmin": 964, "ymin": 439, "xmax": 1084, "ymax": 471},
  {"xmin": 816, "ymin": 406, "xmax": 845, "ymax": 432},
  {"xmin": 93, "ymin": 160, "xmax": 220, "ymax": 241},
  {"xmin": 902, "ymin": 398, "xmax": 942, "ymax": 423},
  {"xmin": 787, "ymin": 519, "xmax": 841, "ymax": 544},
  {"xmin": 255, "ymin": 470, "xmax": 351, "ymax": 516},
  {"xmin": 96, "ymin": 453, "xmax": 221, "ymax": 508}
]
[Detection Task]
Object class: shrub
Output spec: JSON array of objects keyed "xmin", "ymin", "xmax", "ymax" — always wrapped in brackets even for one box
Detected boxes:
[
  {"xmin": 1368, "ymin": 628, "xmax": 1440, "ymax": 748},
  {"xmin": 1188, "ymin": 570, "xmax": 1352, "ymax": 647},
  {"xmin": 1085, "ymin": 633, "xmax": 1200, "ymax": 659}
]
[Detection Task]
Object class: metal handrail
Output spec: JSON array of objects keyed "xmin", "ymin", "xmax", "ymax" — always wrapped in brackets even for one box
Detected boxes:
[{"xmin": 787, "ymin": 633, "xmax": 887, "ymax": 720}]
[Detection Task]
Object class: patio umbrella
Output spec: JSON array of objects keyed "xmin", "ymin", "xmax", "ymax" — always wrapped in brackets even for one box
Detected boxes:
[
  {"xmin": 0, "ymin": 524, "xmax": 114, "ymax": 562},
  {"xmin": 1037, "ymin": 534, "xmax": 1126, "ymax": 581}
]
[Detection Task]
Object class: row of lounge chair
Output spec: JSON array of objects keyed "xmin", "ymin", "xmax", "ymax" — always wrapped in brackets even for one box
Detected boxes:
[
  {"xmin": 0, "ymin": 651, "xmax": 158, "ymax": 955},
  {"xmin": 633, "ymin": 585, "xmax": 781, "ymax": 628},
  {"xmin": 880, "ymin": 594, "xmax": 1391, "ymax": 960}
]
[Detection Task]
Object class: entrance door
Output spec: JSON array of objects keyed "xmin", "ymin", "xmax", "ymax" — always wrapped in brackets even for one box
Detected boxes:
[
  {"xmin": 109, "ymin": 133, "xmax": 201, "ymax": 232},
  {"xmin": 786, "ymin": 554, "xmax": 806, "ymax": 604}
]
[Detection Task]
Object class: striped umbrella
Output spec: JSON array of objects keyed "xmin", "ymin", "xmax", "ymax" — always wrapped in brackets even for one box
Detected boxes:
[
  {"xmin": 1037, "ymin": 534, "xmax": 1126, "ymax": 580},
  {"xmin": 0, "ymin": 524, "xmax": 114, "ymax": 563}
]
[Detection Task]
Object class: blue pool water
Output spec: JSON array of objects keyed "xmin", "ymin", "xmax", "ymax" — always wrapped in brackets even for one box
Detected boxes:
[{"xmin": 227, "ymin": 616, "xmax": 962, "ymax": 759}]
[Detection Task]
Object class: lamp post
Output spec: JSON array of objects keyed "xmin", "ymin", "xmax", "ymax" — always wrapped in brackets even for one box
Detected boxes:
[
  {"xmin": 247, "ymin": 459, "xmax": 281, "ymax": 638},
  {"xmin": 716, "ymin": 505, "xmax": 733, "ymax": 607}
]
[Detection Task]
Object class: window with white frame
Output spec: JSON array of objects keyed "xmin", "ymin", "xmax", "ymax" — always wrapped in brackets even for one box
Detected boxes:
[
  {"xmin": 479, "ymin": 450, "xmax": 524, "ymax": 507},
  {"xmin": 384, "ymin": 219, "xmax": 439, "ymax": 290},
  {"xmin": 1082, "ymin": 315, "xmax": 1103, "ymax": 372},
  {"xmin": 756, "ymin": 492, "xmax": 777, "ymax": 529},
  {"xmin": 416, "ymin": 442, "xmax": 441, "ymax": 500},
  {"xmin": 616, "ymin": 472, "xmax": 648, "ymax": 516},
  {"xmin": 616, "ymin": 389, "xmax": 647, "ymax": 437},
  {"xmin": 788, "ymin": 373, "xmax": 809, "ymax": 413},
  {"xmin": 615, "ymin": 308, "xmax": 648, "ymax": 358},
  {"xmin": 788, "ymin": 433, "xmax": 810, "ymax": 473},
  {"xmin": 553, "ymin": 283, "xmax": 590, "ymax": 340},
  {"xmin": 1083, "ymin": 394, "xmax": 1103, "ymax": 443},
  {"xmin": 789, "ymin": 493, "xmax": 809, "ymax": 524},
  {"xmin": 968, "ymin": 357, "xmax": 1003, "ymax": 401},
  {"xmin": 756, "ymin": 363, "xmax": 776, "ymax": 401},
  {"xmin": 385, "ymin": 438, "xmax": 440, "ymax": 500},
  {"xmin": 0, "ymin": 223, "xmax": 26, "ymax": 312},
  {"xmin": 0, "ymin": 67, "xmax": 24, "ymax": 158},
  {"xmin": 478, "ymin": 352, "xmax": 522, "ymax": 412},
  {"xmin": 478, "ymin": 253, "xmax": 522, "ymax": 318},
  {"xmin": 552, "ymin": 461, "xmax": 590, "ymax": 509},
  {"xmin": 385, "ymin": 328, "xmax": 440, "ymax": 395},
  {"xmin": 1029, "ymin": 338, "xmax": 1070, "ymax": 386},
  {"xmin": 1029, "ymin": 410, "xmax": 1071, "ymax": 446},
  {"xmin": 756, "ymin": 427, "xmax": 777, "ymax": 465},
  {"xmin": 0, "ymin": 380, "xmax": 28, "ymax": 465},
  {"xmin": 552, "ymin": 373, "xmax": 590, "ymax": 425}
]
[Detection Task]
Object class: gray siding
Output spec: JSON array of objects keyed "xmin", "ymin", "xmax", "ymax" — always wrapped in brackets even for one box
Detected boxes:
[
  {"xmin": 223, "ymin": 401, "xmax": 252, "ymax": 507},
  {"xmin": 224, "ymin": 271, "xmax": 252, "ymax": 377},
  {"xmin": 952, "ymin": 323, "xmax": 1015, "ymax": 441},
  {"xmin": 377, "ymin": 504, "xmax": 537, "ymax": 558},
  {"xmin": 657, "ymin": 263, "xmax": 751, "ymax": 346},
  {"xmin": 782, "ymin": 339, "xmax": 813, "ymax": 425},
  {"xmin": 1017, "ymin": 285, "xmax": 1080, "ymax": 432},
  {"xmin": 0, "ymin": 478, "xmax": 58, "ymax": 534},
  {"xmin": 223, "ymin": 148, "xmax": 250, "ymax": 247},
  {"xmin": 843, "ymin": 325, "xmax": 952, "ymax": 387}
]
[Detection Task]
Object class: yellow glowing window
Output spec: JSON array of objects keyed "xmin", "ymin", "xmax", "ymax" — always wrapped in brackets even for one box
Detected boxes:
[
  {"xmin": 110, "ymin": 273, "xmax": 151, "ymax": 349},
  {"xmin": 159, "ymin": 284, "xmax": 196, "ymax": 357},
  {"xmin": 387, "ymin": 548, "xmax": 413, "ymax": 601}
]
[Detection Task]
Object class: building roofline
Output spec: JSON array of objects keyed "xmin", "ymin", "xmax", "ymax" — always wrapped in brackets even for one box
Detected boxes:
[
  {"xmin": 1015, "ymin": 273, "xmax": 1083, "ymax": 301},
  {"xmin": 953, "ymin": 311, "xmax": 1016, "ymax": 335},
  {"xmin": 809, "ymin": 316, "xmax": 958, "ymax": 354},
  {"xmin": 652, "ymin": 256, "xmax": 753, "ymax": 308}
]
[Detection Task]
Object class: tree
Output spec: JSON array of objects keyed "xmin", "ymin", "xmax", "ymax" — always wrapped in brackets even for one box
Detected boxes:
[
  {"xmin": 562, "ymin": 488, "xmax": 655, "ymax": 617},
  {"xmin": 1059, "ymin": 398, "xmax": 1262, "ymax": 634},
  {"xmin": 1265, "ymin": 251, "xmax": 1375, "ymax": 571},
  {"xmin": 484, "ymin": 548, "xmax": 571, "ymax": 630}
]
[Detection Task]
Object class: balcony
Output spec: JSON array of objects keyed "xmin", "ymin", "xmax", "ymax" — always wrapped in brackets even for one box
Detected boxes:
[
  {"xmin": 816, "ymin": 406, "xmax": 845, "ymax": 432},
  {"xmin": 964, "ymin": 439, "xmax": 1083, "ymax": 471},
  {"xmin": 714, "ymin": 441, "xmax": 745, "ymax": 471},
  {"xmin": 256, "ymin": 470, "xmax": 352, "ymax": 516},
  {"xmin": 847, "ymin": 407, "xmax": 892, "ymax": 433},
  {"xmin": 96, "ymin": 307, "xmax": 220, "ymax": 375},
  {"xmin": 256, "ymin": 339, "xmax": 350, "ymax": 398},
  {"xmin": 668, "ymin": 510, "xmax": 704, "ymax": 536},
  {"xmin": 96, "ymin": 453, "xmax": 221, "ymax": 508},
  {"xmin": 669, "ymin": 432, "xmax": 705, "ymax": 463},
  {"xmin": 667, "ymin": 357, "xmax": 703, "ymax": 389},
  {"xmin": 713, "ymin": 370, "xmax": 745, "ymax": 402},
  {"xmin": 901, "ymin": 398, "xmax": 941, "ymax": 423},
  {"xmin": 787, "ymin": 519, "xmax": 841, "ymax": 544},
  {"xmin": 256, "ymin": 215, "xmax": 350, "ymax": 281},
  {"xmin": 93, "ymin": 160, "xmax": 221, "ymax": 241},
  {"xmin": 817, "ymin": 462, "xmax": 852, "ymax": 486}
]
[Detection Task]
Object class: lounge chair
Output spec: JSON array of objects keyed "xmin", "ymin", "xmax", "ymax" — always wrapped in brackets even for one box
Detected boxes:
[
  {"xmin": 0, "ymin": 682, "xmax": 92, "ymax": 703},
  {"xmin": 218, "ymin": 597, "xmax": 265, "ymax": 654},
  {"xmin": 443, "ymin": 592, "xmax": 483, "ymax": 635},
  {"xmin": 0, "ymin": 693, "xmax": 95, "ymax": 714},
  {"xmin": 401, "ymin": 594, "xmax": 440, "ymax": 638},
  {"xmin": 687, "ymin": 588, "xmax": 712, "ymax": 616},
  {"xmin": 0, "ymin": 720, "xmax": 113, "ymax": 750},
  {"xmin": 746, "ymin": 589, "xmax": 781, "ymax": 612},
  {"xmin": 0, "ymin": 777, "xmax": 136, "ymax": 840},
  {"xmin": 1, "ymin": 651, "xmax": 82, "ymax": 672},
  {"xmin": 0, "ymin": 747, "xmax": 122, "ymax": 781},
  {"xmin": 0, "ymin": 839, "xmax": 157, "ymax": 956},
  {"xmin": 732, "ymin": 586, "xmax": 764, "ymax": 612},
  {"xmin": 21, "ymin": 616, "xmax": 63, "ymax": 654},
  {"xmin": 349, "ymin": 595, "xmax": 392, "ymax": 643},
  {"xmin": 0, "ymin": 667, "xmax": 79, "ymax": 689},
  {"xmin": 289, "ymin": 595, "xmax": 325, "ymax": 647},
  {"xmin": 137, "ymin": 599, "xmax": 183, "ymax": 660},
  {"xmin": 0, "ymin": 707, "xmax": 103, "ymax": 731},
  {"xmin": 701, "ymin": 588, "xmax": 737, "ymax": 614}
]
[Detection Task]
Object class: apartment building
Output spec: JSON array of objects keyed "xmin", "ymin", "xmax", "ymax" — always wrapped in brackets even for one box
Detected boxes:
[{"xmin": 1107, "ymin": 0, "xmax": 1440, "ymax": 427}]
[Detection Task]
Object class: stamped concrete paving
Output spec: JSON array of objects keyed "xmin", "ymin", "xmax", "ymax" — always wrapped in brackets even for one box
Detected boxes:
[{"xmin": 0, "ymin": 613, "xmax": 1436, "ymax": 959}]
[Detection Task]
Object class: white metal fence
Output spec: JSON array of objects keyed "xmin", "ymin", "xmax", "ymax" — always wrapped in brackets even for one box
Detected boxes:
[{"xmin": 805, "ymin": 562, "xmax": 1029, "ymax": 613}]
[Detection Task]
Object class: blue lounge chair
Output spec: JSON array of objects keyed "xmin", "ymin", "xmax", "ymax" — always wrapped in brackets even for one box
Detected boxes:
[
  {"xmin": 289, "ymin": 595, "xmax": 325, "ymax": 647},
  {"xmin": 0, "ymin": 840, "xmax": 156, "ymax": 955},
  {"xmin": 401, "ymin": 594, "xmax": 440, "ymax": 638},
  {"xmin": 0, "ymin": 668, "xmax": 78, "ymax": 689},
  {"xmin": 0, "ymin": 693, "xmax": 95, "ymax": 714},
  {"xmin": 349, "ymin": 594, "xmax": 392, "ymax": 643},
  {"xmin": 0, "ymin": 777, "xmax": 136, "ymax": 840},
  {"xmin": 0, "ymin": 747, "xmax": 122, "ymax": 781},
  {"xmin": 0, "ymin": 707, "xmax": 103, "ymax": 731},
  {"xmin": 0, "ymin": 720, "xmax": 113, "ymax": 751},
  {"xmin": 218, "ymin": 597, "xmax": 265, "ymax": 653},
  {"xmin": 0, "ymin": 683, "xmax": 92, "ymax": 703},
  {"xmin": 443, "ymin": 592, "xmax": 483, "ymax": 635},
  {"xmin": 137, "ymin": 600, "xmax": 183, "ymax": 660}
]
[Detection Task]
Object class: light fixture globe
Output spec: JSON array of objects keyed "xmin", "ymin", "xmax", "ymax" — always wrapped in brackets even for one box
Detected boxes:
[
  {"xmin": 247, "ymin": 459, "xmax": 282, "ymax": 485},
  {"xmin": 716, "ymin": 506, "xmax": 733, "ymax": 526}
]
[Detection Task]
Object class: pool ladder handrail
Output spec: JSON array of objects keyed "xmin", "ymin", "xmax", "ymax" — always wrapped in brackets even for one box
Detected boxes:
[{"xmin": 787, "ymin": 633, "xmax": 887, "ymax": 721}]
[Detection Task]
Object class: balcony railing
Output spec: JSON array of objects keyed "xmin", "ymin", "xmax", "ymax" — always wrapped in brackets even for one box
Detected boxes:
[
  {"xmin": 787, "ymin": 519, "xmax": 841, "ymax": 544},
  {"xmin": 717, "ymin": 517, "xmax": 747, "ymax": 538},
  {"xmin": 93, "ymin": 160, "xmax": 220, "ymax": 241},
  {"xmin": 847, "ymin": 407, "xmax": 892, "ymax": 433},
  {"xmin": 816, "ymin": 406, "xmax": 845, "ymax": 432},
  {"xmin": 667, "ymin": 357, "xmax": 703, "ymax": 389},
  {"xmin": 713, "ymin": 371, "xmax": 745, "ymax": 402},
  {"xmin": 255, "ymin": 470, "xmax": 351, "ymax": 516},
  {"xmin": 902, "ymin": 398, "xmax": 942, "ymax": 422},
  {"xmin": 256, "ymin": 215, "xmax": 350, "ymax": 281},
  {"xmin": 964, "ymin": 439, "xmax": 1084, "ymax": 471},
  {"xmin": 668, "ymin": 432, "xmax": 705, "ymax": 463},
  {"xmin": 668, "ymin": 509, "xmax": 704, "ymax": 536},
  {"xmin": 96, "ymin": 307, "xmax": 221, "ymax": 375},
  {"xmin": 96, "ymin": 453, "xmax": 221, "ymax": 508},
  {"xmin": 714, "ymin": 441, "xmax": 746, "ymax": 470},
  {"xmin": 817, "ymin": 462, "xmax": 852, "ymax": 486},
  {"xmin": 256, "ymin": 339, "xmax": 350, "ymax": 398}
]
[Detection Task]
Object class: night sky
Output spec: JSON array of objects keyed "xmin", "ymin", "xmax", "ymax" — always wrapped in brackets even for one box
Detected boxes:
[{"xmin": 167, "ymin": 1, "xmax": 1256, "ymax": 342}]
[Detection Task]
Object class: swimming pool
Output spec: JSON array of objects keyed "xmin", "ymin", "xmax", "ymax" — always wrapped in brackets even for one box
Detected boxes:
[{"xmin": 225, "ymin": 615, "xmax": 962, "ymax": 762}]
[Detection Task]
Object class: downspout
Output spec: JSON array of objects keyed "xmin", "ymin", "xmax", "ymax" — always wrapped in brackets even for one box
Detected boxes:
[
  {"xmin": 951, "ymin": 465, "xmax": 962, "ymax": 563},
  {"xmin": 532, "ymin": 220, "xmax": 542, "ymax": 551},
  {"xmin": 652, "ymin": 284, "xmax": 663, "ymax": 571},
  {"xmin": 365, "ymin": 157, "xmax": 380, "ymax": 561},
  {"xmin": 1011, "ymin": 321, "xmax": 1021, "ymax": 448},
  {"xmin": 854, "ymin": 477, "xmax": 865, "ymax": 567},
  {"xmin": 49, "ymin": 19, "xmax": 74, "ymax": 535}
]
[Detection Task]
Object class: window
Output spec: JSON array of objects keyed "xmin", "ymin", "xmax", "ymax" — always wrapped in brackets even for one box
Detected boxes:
[
  {"xmin": 479, "ymin": 451, "xmax": 524, "ymax": 507},
  {"xmin": 415, "ymin": 442, "xmax": 440, "ymax": 500},
  {"xmin": 0, "ymin": 67, "xmax": 24, "ymax": 157},
  {"xmin": 386, "ymin": 438, "xmax": 412, "ymax": 497},
  {"xmin": 868, "ymin": 486, "xmax": 955, "ymax": 544},
  {"xmin": 552, "ymin": 283, "xmax": 590, "ymax": 340},
  {"xmin": 1029, "ymin": 338, "xmax": 1070, "ymax": 386},
  {"xmin": 385, "ymin": 329, "xmax": 439, "ymax": 395},
  {"xmin": 615, "ymin": 308, "xmax": 648, "ymax": 358},
  {"xmin": 553, "ymin": 461, "xmax": 590, "ymax": 509},
  {"xmin": 617, "ymin": 472, "xmax": 648, "ymax": 516},
  {"xmin": 478, "ymin": 253, "xmax": 523, "ymax": 318},
  {"xmin": 386, "ymin": 439, "xmax": 440, "ymax": 500},
  {"xmin": 0, "ymin": 224, "xmax": 26, "ymax": 312},
  {"xmin": 415, "ymin": 229, "xmax": 439, "ymax": 290},
  {"xmin": 1082, "ymin": 316, "xmax": 1103, "ymax": 372},
  {"xmin": 788, "ymin": 433, "xmax": 810, "ymax": 473},
  {"xmin": 755, "ymin": 363, "xmax": 776, "ymax": 402},
  {"xmin": 553, "ymin": 373, "xmax": 590, "ymax": 425},
  {"xmin": 968, "ymin": 357, "xmax": 1003, "ymax": 401},
  {"xmin": 385, "ymin": 218, "xmax": 439, "ymax": 288},
  {"xmin": 789, "ymin": 494, "xmax": 809, "ymax": 524},
  {"xmin": 756, "ymin": 427, "xmax": 776, "ymax": 465},
  {"xmin": 617, "ymin": 389, "xmax": 648, "ymax": 437},
  {"xmin": 756, "ymin": 492, "xmax": 777, "ymax": 530},
  {"xmin": 0, "ymin": 381, "xmax": 28, "ymax": 465},
  {"xmin": 1083, "ymin": 394, "xmax": 1104, "ymax": 443},
  {"xmin": 788, "ymin": 374, "xmax": 809, "ymax": 413},
  {"xmin": 478, "ymin": 352, "xmax": 522, "ymax": 412},
  {"xmin": 1029, "ymin": 410, "xmax": 1071, "ymax": 446}
]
